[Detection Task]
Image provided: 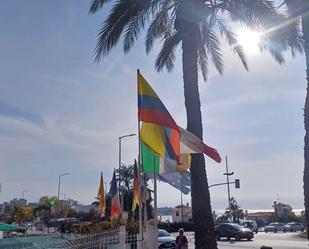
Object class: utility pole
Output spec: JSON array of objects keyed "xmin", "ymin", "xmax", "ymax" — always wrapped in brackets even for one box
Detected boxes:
[{"xmin": 223, "ymin": 156, "xmax": 234, "ymax": 210}]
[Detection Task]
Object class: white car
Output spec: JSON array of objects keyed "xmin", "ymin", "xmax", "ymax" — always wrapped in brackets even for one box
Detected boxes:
[
  {"xmin": 240, "ymin": 220, "xmax": 258, "ymax": 233},
  {"xmin": 264, "ymin": 223, "xmax": 286, "ymax": 233},
  {"xmin": 158, "ymin": 229, "xmax": 176, "ymax": 249},
  {"xmin": 284, "ymin": 222, "xmax": 305, "ymax": 232}
]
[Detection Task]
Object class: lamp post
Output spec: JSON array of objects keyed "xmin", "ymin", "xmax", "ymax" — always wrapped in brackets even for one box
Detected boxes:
[
  {"xmin": 57, "ymin": 173, "xmax": 70, "ymax": 217},
  {"xmin": 118, "ymin": 133, "xmax": 135, "ymax": 214},
  {"xmin": 118, "ymin": 133, "xmax": 136, "ymax": 186}
]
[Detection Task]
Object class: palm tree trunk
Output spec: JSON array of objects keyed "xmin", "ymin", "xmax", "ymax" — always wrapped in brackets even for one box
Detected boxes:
[
  {"xmin": 182, "ymin": 18, "xmax": 217, "ymax": 249},
  {"xmin": 302, "ymin": 9, "xmax": 309, "ymax": 240}
]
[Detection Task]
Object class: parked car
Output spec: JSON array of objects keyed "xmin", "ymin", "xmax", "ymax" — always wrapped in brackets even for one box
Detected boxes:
[
  {"xmin": 215, "ymin": 223, "xmax": 254, "ymax": 241},
  {"xmin": 284, "ymin": 222, "xmax": 305, "ymax": 232},
  {"xmin": 240, "ymin": 220, "xmax": 258, "ymax": 233},
  {"xmin": 264, "ymin": 223, "xmax": 286, "ymax": 233},
  {"xmin": 158, "ymin": 229, "xmax": 176, "ymax": 249}
]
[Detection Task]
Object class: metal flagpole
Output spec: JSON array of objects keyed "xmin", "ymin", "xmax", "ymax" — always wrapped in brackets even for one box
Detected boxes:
[
  {"xmin": 153, "ymin": 155, "xmax": 158, "ymax": 228},
  {"xmin": 143, "ymin": 177, "xmax": 148, "ymax": 229},
  {"xmin": 137, "ymin": 69, "xmax": 143, "ymax": 237}
]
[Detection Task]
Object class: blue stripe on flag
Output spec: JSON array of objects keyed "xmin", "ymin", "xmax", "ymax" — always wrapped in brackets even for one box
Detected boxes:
[{"xmin": 138, "ymin": 95, "xmax": 169, "ymax": 113}]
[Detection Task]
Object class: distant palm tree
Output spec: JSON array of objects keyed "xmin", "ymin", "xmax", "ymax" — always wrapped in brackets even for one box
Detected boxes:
[
  {"xmin": 283, "ymin": 0, "xmax": 309, "ymax": 239},
  {"xmin": 228, "ymin": 197, "xmax": 244, "ymax": 223},
  {"xmin": 35, "ymin": 196, "xmax": 57, "ymax": 223},
  {"xmin": 116, "ymin": 164, "xmax": 134, "ymax": 189},
  {"xmin": 90, "ymin": 1, "xmax": 301, "ymax": 248}
]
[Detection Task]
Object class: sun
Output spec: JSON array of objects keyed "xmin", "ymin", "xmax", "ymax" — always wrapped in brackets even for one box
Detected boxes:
[{"xmin": 237, "ymin": 29, "xmax": 263, "ymax": 54}]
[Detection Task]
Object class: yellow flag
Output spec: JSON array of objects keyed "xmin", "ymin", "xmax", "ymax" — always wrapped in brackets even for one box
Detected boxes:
[{"xmin": 97, "ymin": 172, "xmax": 106, "ymax": 217}]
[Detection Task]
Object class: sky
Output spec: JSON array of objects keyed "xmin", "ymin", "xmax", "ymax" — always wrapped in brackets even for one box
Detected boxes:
[{"xmin": 0, "ymin": 0, "xmax": 306, "ymax": 211}]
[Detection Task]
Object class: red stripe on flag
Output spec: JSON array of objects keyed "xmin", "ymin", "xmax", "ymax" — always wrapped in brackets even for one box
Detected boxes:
[
  {"xmin": 203, "ymin": 144, "xmax": 222, "ymax": 163},
  {"xmin": 138, "ymin": 109, "xmax": 178, "ymax": 130}
]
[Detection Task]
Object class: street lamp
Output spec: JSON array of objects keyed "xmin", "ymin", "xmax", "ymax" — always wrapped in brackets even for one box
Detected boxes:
[
  {"xmin": 57, "ymin": 173, "xmax": 70, "ymax": 217},
  {"xmin": 118, "ymin": 133, "xmax": 136, "ymax": 184}
]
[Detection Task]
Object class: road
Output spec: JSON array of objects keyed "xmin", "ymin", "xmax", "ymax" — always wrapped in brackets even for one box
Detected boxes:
[{"xmin": 184, "ymin": 232, "xmax": 308, "ymax": 249}]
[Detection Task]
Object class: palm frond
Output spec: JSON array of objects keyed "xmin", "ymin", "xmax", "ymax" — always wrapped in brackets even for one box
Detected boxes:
[
  {"xmin": 200, "ymin": 21, "xmax": 224, "ymax": 75},
  {"xmin": 155, "ymin": 31, "xmax": 181, "ymax": 72},
  {"xmin": 207, "ymin": 30, "xmax": 224, "ymax": 74},
  {"xmin": 145, "ymin": 0, "xmax": 176, "ymax": 54},
  {"xmin": 260, "ymin": 40, "xmax": 286, "ymax": 64},
  {"xmin": 209, "ymin": 16, "xmax": 248, "ymax": 71},
  {"xmin": 145, "ymin": 9, "xmax": 168, "ymax": 54},
  {"xmin": 123, "ymin": 1, "xmax": 152, "ymax": 53},
  {"xmin": 89, "ymin": 0, "xmax": 112, "ymax": 14},
  {"xmin": 94, "ymin": 0, "xmax": 149, "ymax": 62},
  {"xmin": 284, "ymin": 0, "xmax": 307, "ymax": 17},
  {"xmin": 198, "ymin": 45, "xmax": 209, "ymax": 81},
  {"xmin": 220, "ymin": 0, "xmax": 278, "ymax": 27}
]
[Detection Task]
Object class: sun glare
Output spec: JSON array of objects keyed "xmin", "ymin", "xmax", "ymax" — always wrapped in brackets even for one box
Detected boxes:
[{"xmin": 237, "ymin": 29, "xmax": 262, "ymax": 54}]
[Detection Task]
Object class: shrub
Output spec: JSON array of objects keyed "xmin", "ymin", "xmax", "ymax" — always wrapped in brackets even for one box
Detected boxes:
[{"xmin": 158, "ymin": 222, "xmax": 194, "ymax": 233}]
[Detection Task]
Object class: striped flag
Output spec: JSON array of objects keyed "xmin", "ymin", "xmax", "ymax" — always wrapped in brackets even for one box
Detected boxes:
[
  {"xmin": 108, "ymin": 170, "xmax": 121, "ymax": 219},
  {"xmin": 138, "ymin": 71, "xmax": 180, "ymax": 163},
  {"xmin": 138, "ymin": 71, "xmax": 221, "ymax": 170}
]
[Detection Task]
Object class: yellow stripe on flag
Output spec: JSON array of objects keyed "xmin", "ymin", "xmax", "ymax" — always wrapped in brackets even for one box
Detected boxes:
[
  {"xmin": 140, "ymin": 123, "xmax": 166, "ymax": 157},
  {"xmin": 138, "ymin": 72, "xmax": 158, "ymax": 97}
]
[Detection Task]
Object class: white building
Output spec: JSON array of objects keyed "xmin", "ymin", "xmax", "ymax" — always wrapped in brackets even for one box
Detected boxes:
[{"xmin": 172, "ymin": 203, "xmax": 192, "ymax": 223}]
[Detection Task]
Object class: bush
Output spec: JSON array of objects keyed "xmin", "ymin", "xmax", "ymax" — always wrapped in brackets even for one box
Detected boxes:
[
  {"xmin": 71, "ymin": 219, "xmax": 139, "ymax": 235},
  {"xmin": 158, "ymin": 222, "xmax": 194, "ymax": 233}
]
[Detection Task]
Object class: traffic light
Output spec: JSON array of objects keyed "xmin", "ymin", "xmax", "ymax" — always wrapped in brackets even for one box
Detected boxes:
[{"xmin": 235, "ymin": 179, "xmax": 240, "ymax": 189}]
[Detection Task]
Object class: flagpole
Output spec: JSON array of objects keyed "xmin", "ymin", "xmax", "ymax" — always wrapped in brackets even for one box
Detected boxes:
[
  {"xmin": 137, "ymin": 69, "xmax": 143, "ymax": 237},
  {"xmin": 143, "ymin": 177, "xmax": 148, "ymax": 229},
  {"xmin": 153, "ymin": 155, "xmax": 158, "ymax": 229}
]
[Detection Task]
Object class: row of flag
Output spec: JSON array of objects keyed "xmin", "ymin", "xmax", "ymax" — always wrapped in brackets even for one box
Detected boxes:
[
  {"xmin": 97, "ymin": 171, "xmax": 121, "ymax": 219},
  {"xmin": 96, "ymin": 70, "xmax": 222, "ymax": 220},
  {"xmin": 96, "ymin": 162, "xmax": 148, "ymax": 219}
]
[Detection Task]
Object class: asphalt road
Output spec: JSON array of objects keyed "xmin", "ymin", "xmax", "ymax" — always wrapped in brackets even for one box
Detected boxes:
[{"xmin": 183, "ymin": 232, "xmax": 308, "ymax": 249}]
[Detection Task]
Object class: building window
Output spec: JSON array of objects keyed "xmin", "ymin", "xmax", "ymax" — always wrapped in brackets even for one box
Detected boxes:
[{"xmin": 176, "ymin": 211, "xmax": 179, "ymax": 217}]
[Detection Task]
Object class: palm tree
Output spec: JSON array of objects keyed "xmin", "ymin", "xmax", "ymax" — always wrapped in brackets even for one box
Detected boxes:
[
  {"xmin": 35, "ymin": 196, "xmax": 58, "ymax": 223},
  {"xmin": 116, "ymin": 164, "xmax": 134, "ymax": 189},
  {"xmin": 283, "ymin": 0, "xmax": 309, "ymax": 239},
  {"xmin": 227, "ymin": 197, "xmax": 244, "ymax": 223},
  {"xmin": 90, "ymin": 1, "xmax": 301, "ymax": 248}
]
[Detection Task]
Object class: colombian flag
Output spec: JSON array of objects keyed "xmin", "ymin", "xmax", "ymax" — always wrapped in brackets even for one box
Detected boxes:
[{"xmin": 138, "ymin": 71, "xmax": 180, "ymax": 163}]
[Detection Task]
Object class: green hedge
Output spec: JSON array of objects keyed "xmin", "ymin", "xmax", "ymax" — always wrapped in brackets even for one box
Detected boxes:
[
  {"xmin": 71, "ymin": 220, "xmax": 194, "ymax": 234},
  {"xmin": 158, "ymin": 222, "xmax": 194, "ymax": 233},
  {"xmin": 71, "ymin": 220, "xmax": 139, "ymax": 235}
]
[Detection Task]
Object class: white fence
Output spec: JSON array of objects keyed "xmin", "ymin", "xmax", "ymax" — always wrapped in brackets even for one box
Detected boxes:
[
  {"xmin": 0, "ymin": 229, "xmax": 139, "ymax": 249},
  {"xmin": 65, "ymin": 229, "xmax": 138, "ymax": 249}
]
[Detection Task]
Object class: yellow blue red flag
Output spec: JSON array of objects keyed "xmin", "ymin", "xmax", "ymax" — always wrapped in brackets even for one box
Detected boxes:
[{"xmin": 138, "ymin": 71, "xmax": 180, "ymax": 163}]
